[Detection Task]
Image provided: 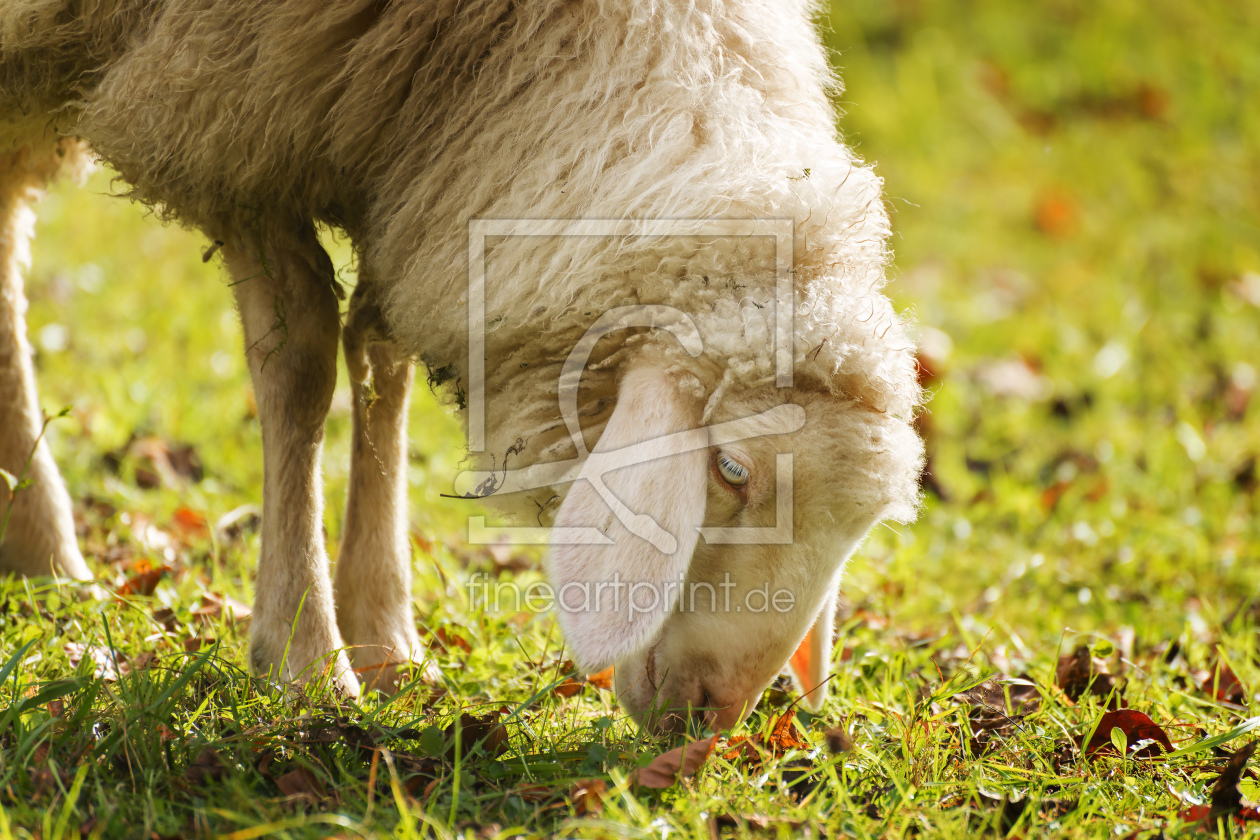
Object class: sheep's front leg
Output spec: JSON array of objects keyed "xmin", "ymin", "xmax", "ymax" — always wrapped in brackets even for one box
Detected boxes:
[
  {"xmin": 223, "ymin": 227, "xmax": 357, "ymax": 696},
  {"xmin": 334, "ymin": 279, "xmax": 424, "ymax": 694},
  {"xmin": 0, "ymin": 168, "xmax": 89, "ymax": 581}
]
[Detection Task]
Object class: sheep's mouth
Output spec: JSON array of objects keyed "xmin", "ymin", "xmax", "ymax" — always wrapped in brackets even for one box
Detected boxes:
[{"xmin": 644, "ymin": 640, "xmax": 662, "ymax": 691}]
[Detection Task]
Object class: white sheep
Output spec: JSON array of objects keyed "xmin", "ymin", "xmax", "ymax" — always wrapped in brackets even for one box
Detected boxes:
[{"xmin": 0, "ymin": 0, "xmax": 923, "ymax": 730}]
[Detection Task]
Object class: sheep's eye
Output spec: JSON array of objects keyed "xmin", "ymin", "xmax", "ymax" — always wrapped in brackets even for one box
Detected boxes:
[{"xmin": 716, "ymin": 452, "xmax": 750, "ymax": 487}]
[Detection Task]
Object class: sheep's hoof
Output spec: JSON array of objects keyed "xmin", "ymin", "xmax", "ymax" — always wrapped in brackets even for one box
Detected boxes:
[
  {"xmin": 249, "ymin": 622, "xmax": 361, "ymax": 698},
  {"xmin": 354, "ymin": 656, "xmax": 441, "ymax": 696}
]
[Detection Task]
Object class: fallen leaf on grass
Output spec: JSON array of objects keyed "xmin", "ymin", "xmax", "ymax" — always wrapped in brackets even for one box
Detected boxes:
[
  {"xmin": 1081, "ymin": 709, "xmax": 1173, "ymax": 759},
  {"xmin": 824, "ymin": 726, "xmax": 853, "ymax": 754},
  {"xmin": 961, "ymin": 677, "xmax": 1041, "ymax": 753},
  {"xmin": 711, "ymin": 814, "xmax": 805, "ymax": 832},
  {"xmin": 191, "ymin": 592, "xmax": 252, "ymax": 624},
  {"xmin": 1056, "ymin": 644, "xmax": 1120, "ymax": 704},
  {"xmin": 171, "ymin": 506, "xmax": 208, "ymax": 541},
  {"xmin": 184, "ymin": 748, "xmax": 226, "ymax": 785},
  {"xmin": 214, "ymin": 504, "xmax": 260, "ymax": 543},
  {"xmin": 116, "ymin": 561, "xmax": 171, "ymax": 597},
  {"xmin": 1180, "ymin": 741, "xmax": 1260, "ymax": 824},
  {"xmin": 64, "ymin": 642, "xmax": 124, "ymax": 681},
  {"xmin": 586, "ymin": 667, "xmax": 614, "ymax": 690},
  {"xmin": 723, "ymin": 708, "xmax": 811, "ymax": 764},
  {"xmin": 514, "ymin": 783, "xmax": 552, "ymax": 803},
  {"xmin": 433, "ymin": 627, "xmax": 472, "ymax": 654},
  {"xmin": 553, "ymin": 677, "xmax": 584, "ymax": 698},
  {"xmin": 444, "ymin": 712, "xmax": 509, "ymax": 757},
  {"xmin": 571, "ymin": 779, "xmax": 606, "ymax": 815},
  {"xmin": 274, "ymin": 766, "xmax": 329, "ymax": 802},
  {"xmin": 1195, "ymin": 658, "xmax": 1247, "ymax": 705},
  {"xmin": 152, "ymin": 607, "xmax": 181, "ymax": 633},
  {"xmin": 550, "ymin": 663, "xmax": 613, "ymax": 697},
  {"xmin": 106, "ymin": 436, "xmax": 203, "ymax": 488},
  {"xmin": 632, "ymin": 735, "xmax": 719, "ymax": 789},
  {"xmin": 1034, "ymin": 191, "xmax": 1078, "ymax": 237}
]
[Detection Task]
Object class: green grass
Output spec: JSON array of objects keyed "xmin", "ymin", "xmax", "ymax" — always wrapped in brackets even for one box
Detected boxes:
[{"xmin": 4, "ymin": 0, "xmax": 1260, "ymax": 836}]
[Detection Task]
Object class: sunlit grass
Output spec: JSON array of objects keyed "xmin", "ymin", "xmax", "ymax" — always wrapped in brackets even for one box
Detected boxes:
[{"xmin": 2, "ymin": 1, "xmax": 1257, "ymax": 836}]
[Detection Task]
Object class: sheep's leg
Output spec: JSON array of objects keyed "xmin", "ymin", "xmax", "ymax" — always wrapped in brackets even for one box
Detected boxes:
[
  {"xmin": 334, "ymin": 278, "xmax": 425, "ymax": 694},
  {"xmin": 0, "ymin": 148, "xmax": 89, "ymax": 580},
  {"xmin": 223, "ymin": 226, "xmax": 357, "ymax": 696}
]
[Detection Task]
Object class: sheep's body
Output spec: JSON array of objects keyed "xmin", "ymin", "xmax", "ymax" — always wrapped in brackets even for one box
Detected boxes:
[{"xmin": 0, "ymin": 0, "xmax": 923, "ymax": 723}]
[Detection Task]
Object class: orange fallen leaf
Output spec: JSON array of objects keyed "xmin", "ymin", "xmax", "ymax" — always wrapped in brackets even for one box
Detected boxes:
[
  {"xmin": 632, "ymin": 735, "xmax": 719, "ymax": 789},
  {"xmin": 766, "ymin": 709, "xmax": 810, "ymax": 754},
  {"xmin": 553, "ymin": 677, "xmax": 584, "ymax": 698},
  {"xmin": 1034, "ymin": 191, "xmax": 1078, "ymax": 237},
  {"xmin": 587, "ymin": 667, "xmax": 614, "ymax": 690},
  {"xmin": 434, "ymin": 627, "xmax": 471, "ymax": 654},
  {"xmin": 116, "ymin": 563, "xmax": 171, "ymax": 597},
  {"xmin": 171, "ymin": 506, "xmax": 208, "ymax": 539},
  {"xmin": 722, "ymin": 709, "xmax": 810, "ymax": 765}
]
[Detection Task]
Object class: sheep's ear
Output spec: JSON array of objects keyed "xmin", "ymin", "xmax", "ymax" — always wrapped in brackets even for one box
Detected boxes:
[
  {"xmin": 789, "ymin": 588, "xmax": 838, "ymax": 711},
  {"xmin": 547, "ymin": 364, "xmax": 708, "ymax": 672}
]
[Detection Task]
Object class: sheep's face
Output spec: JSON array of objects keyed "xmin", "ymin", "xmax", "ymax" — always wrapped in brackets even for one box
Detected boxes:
[{"xmin": 547, "ymin": 360, "xmax": 919, "ymax": 732}]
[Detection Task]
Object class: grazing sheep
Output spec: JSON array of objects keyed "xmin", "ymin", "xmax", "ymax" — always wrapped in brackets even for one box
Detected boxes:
[{"xmin": 0, "ymin": 0, "xmax": 923, "ymax": 730}]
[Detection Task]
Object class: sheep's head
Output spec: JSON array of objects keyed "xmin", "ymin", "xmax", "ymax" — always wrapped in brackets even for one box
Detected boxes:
[{"xmin": 546, "ymin": 350, "xmax": 922, "ymax": 733}]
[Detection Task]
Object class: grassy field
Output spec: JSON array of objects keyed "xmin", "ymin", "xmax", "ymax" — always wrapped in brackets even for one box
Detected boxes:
[{"xmin": 4, "ymin": 0, "xmax": 1260, "ymax": 836}]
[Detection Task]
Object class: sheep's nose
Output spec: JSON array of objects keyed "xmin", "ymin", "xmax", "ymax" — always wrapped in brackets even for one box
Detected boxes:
[
  {"xmin": 703, "ymin": 691, "xmax": 759, "ymax": 731},
  {"xmin": 649, "ymin": 685, "xmax": 759, "ymax": 734}
]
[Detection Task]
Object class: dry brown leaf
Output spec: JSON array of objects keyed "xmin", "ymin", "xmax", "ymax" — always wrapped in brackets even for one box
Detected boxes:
[
  {"xmin": 192, "ymin": 592, "xmax": 252, "ymax": 624},
  {"xmin": 515, "ymin": 783, "xmax": 552, "ymax": 803},
  {"xmin": 152, "ymin": 607, "xmax": 181, "ymax": 633},
  {"xmin": 184, "ymin": 748, "xmax": 226, "ymax": 785},
  {"xmin": 712, "ymin": 813, "xmax": 805, "ymax": 832},
  {"xmin": 274, "ymin": 766, "xmax": 328, "ymax": 802},
  {"xmin": 1195, "ymin": 658, "xmax": 1247, "ymax": 704},
  {"xmin": 1056, "ymin": 645, "xmax": 1119, "ymax": 704},
  {"xmin": 1180, "ymin": 741, "xmax": 1260, "ymax": 824},
  {"xmin": 444, "ymin": 712, "xmax": 509, "ymax": 757},
  {"xmin": 1081, "ymin": 709, "xmax": 1173, "ymax": 758},
  {"xmin": 824, "ymin": 726, "xmax": 852, "ymax": 754},
  {"xmin": 571, "ymin": 779, "xmax": 606, "ymax": 815},
  {"xmin": 64, "ymin": 642, "xmax": 123, "ymax": 681},
  {"xmin": 632, "ymin": 735, "xmax": 718, "ymax": 789}
]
